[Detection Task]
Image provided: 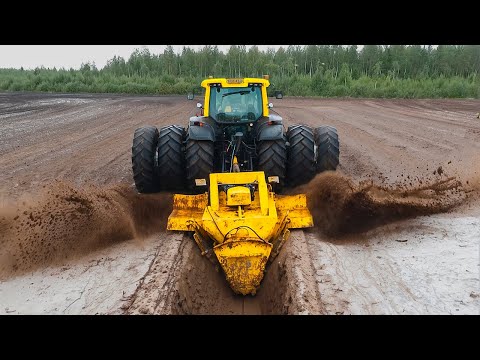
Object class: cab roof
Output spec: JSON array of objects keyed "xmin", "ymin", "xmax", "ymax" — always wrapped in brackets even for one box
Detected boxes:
[{"xmin": 201, "ymin": 77, "xmax": 270, "ymax": 88}]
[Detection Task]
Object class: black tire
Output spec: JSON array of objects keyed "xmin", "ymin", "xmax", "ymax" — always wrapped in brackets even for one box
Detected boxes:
[
  {"xmin": 157, "ymin": 125, "xmax": 186, "ymax": 191},
  {"xmin": 185, "ymin": 136, "xmax": 214, "ymax": 192},
  {"xmin": 314, "ymin": 126, "xmax": 339, "ymax": 172},
  {"xmin": 286, "ymin": 125, "xmax": 316, "ymax": 187},
  {"xmin": 132, "ymin": 126, "xmax": 160, "ymax": 193},
  {"xmin": 257, "ymin": 138, "xmax": 287, "ymax": 190}
]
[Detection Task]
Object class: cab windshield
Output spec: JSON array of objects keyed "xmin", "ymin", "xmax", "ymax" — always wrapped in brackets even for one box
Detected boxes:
[{"xmin": 209, "ymin": 86, "xmax": 263, "ymax": 122}]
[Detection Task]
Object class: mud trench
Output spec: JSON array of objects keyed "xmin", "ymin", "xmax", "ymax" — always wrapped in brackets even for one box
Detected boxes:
[{"xmin": 126, "ymin": 230, "xmax": 324, "ymax": 315}]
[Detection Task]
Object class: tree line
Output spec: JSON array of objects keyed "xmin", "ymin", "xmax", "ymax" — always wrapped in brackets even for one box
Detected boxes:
[{"xmin": 0, "ymin": 45, "xmax": 478, "ymax": 98}]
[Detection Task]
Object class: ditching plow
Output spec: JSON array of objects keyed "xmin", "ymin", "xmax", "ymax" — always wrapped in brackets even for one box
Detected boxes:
[{"xmin": 167, "ymin": 171, "xmax": 313, "ymax": 295}]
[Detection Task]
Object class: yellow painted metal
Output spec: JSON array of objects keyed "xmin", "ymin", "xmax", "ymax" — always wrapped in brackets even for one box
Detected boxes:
[
  {"xmin": 200, "ymin": 77, "xmax": 271, "ymax": 118},
  {"xmin": 201, "ymin": 201, "xmax": 278, "ymax": 244},
  {"xmin": 232, "ymin": 155, "xmax": 240, "ymax": 172},
  {"xmin": 214, "ymin": 239, "xmax": 272, "ymax": 295},
  {"xmin": 167, "ymin": 193, "xmax": 208, "ymax": 231},
  {"xmin": 166, "ymin": 170, "xmax": 314, "ymax": 295},
  {"xmin": 226, "ymin": 186, "xmax": 251, "ymax": 206},
  {"xmin": 209, "ymin": 172, "xmax": 269, "ymax": 215},
  {"xmin": 201, "ymin": 77, "xmax": 270, "ymax": 88},
  {"xmin": 276, "ymin": 194, "xmax": 314, "ymax": 228}
]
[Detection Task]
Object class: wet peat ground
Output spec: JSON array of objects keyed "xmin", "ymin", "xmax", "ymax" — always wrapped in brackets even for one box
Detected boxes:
[{"xmin": 1, "ymin": 92, "xmax": 479, "ymax": 314}]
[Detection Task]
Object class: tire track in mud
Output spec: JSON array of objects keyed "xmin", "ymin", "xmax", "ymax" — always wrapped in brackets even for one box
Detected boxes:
[
  {"xmin": 277, "ymin": 99, "xmax": 480, "ymax": 185},
  {"xmin": 0, "ymin": 95, "xmax": 195, "ymax": 198}
]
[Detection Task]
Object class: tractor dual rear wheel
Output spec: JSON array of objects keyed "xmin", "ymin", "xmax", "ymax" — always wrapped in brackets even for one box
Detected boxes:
[
  {"xmin": 132, "ymin": 125, "xmax": 186, "ymax": 193},
  {"xmin": 132, "ymin": 126, "xmax": 160, "ymax": 193},
  {"xmin": 257, "ymin": 137, "xmax": 287, "ymax": 190},
  {"xmin": 185, "ymin": 137, "xmax": 215, "ymax": 192},
  {"xmin": 314, "ymin": 125, "xmax": 339, "ymax": 172},
  {"xmin": 157, "ymin": 125, "xmax": 186, "ymax": 190},
  {"xmin": 286, "ymin": 125, "xmax": 316, "ymax": 187}
]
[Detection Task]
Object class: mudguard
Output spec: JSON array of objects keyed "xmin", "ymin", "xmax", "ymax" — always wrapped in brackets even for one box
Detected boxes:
[
  {"xmin": 255, "ymin": 115, "xmax": 285, "ymax": 141},
  {"xmin": 187, "ymin": 116, "xmax": 216, "ymax": 142}
]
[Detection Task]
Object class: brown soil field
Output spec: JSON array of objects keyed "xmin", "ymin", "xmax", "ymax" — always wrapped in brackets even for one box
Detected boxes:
[{"xmin": 1, "ymin": 92, "xmax": 479, "ymax": 314}]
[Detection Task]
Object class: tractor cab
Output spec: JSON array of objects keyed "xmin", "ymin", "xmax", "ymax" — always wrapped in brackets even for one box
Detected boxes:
[
  {"xmin": 209, "ymin": 85, "xmax": 263, "ymax": 122},
  {"xmin": 200, "ymin": 76, "xmax": 272, "ymax": 124}
]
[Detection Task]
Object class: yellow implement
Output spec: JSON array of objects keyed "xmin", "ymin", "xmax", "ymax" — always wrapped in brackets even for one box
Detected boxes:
[{"xmin": 167, "ymin": 171, "xmax": 313, "ymax": 295}]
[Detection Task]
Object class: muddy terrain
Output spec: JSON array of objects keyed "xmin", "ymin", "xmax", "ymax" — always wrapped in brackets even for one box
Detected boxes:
[{"xmin": 1, "ymin": 92, "xmax": 479, "ymax": 314}]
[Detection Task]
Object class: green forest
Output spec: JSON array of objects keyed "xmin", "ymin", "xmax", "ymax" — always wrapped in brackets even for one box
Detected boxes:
[{"xmin": 0, "ymin": 45, "xmax": 479, "ymax": 98}]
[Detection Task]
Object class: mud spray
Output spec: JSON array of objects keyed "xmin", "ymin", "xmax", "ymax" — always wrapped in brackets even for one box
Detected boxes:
[
  {"xmin": 127, "ymin": 168, "xmax": 478, "ymax": 315},
  {"xmin": 1, "ymin": 167, "xmax": 478, "ymax": 314},
  {"xmin": 0, "ymin": 181, "xmax": 172, "ymax": 279},
  {"xmin": 297, "ymin": 171, "xmax": 474, "ymax": 236}
]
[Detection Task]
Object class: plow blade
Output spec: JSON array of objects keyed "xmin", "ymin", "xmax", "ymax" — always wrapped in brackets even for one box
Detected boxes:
[
  {"xmin": 166, "ymin": 172, "xmax": 315, "ymax": 296},
  {"xmin": 275, "ymin": 194, "xmax": 313, "ymax": 228},
  {"xmin": 213, "ymin": 240, "xmax": 273, "ymax": 295},
  {"xmin": 167, "ymin": 193, "xmax": 208, "ymax": 231}
]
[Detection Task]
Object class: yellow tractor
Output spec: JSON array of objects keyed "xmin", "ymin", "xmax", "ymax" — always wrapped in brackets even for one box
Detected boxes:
[{"xmin": 131, "ymin": 76, "xmax": 340, "ymax": 295}]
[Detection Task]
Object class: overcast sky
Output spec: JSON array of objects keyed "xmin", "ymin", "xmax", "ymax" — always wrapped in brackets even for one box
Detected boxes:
[{"xmin": 0, "ymin": 45, "xmax": 292, "ymax": 70}]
